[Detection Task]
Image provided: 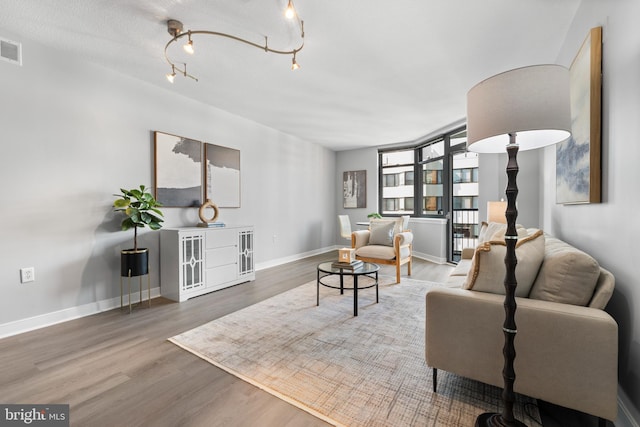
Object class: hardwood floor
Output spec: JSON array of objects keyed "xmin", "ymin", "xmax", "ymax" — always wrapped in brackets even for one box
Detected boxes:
[{"xmin": 0, "ymin": 252, "xmax": 607, "ymax": 426}]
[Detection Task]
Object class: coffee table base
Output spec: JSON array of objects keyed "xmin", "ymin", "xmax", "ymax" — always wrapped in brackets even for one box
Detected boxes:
[{"xmin": 316, "ymin": 262, "xmax": 379, "ymax": 316}]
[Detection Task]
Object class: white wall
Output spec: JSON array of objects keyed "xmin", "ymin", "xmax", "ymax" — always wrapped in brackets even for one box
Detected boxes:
[
  {"xmin": 542, "ymin": 0, "xmax": 640, "ymax": 422},
  {"xmin": 0, "ymin": 29, "xmax": 336, "ymax": 332},
  {"xmin": 335, "ymin": 148, "xmax": 379, "ymax": 235}
]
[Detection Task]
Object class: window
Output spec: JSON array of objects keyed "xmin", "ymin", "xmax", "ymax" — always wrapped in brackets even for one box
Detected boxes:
[
  {"xmin": 384, "ymin": 198, "xmax": 399, "ymax": 211},
  {"xmin": 423, "ymin": 196, "xmax": 441, "ymax": 213},
  {"xmin": 453, "ymin": 168, "xmax": 478, "ymax": 183},
  {"xmin": 384, "ymin": 174, "xmax": 400, "ymax": 187},
  {"xmin": 404, "ymin": 197, "xmax": 414, "ymax": 211},
  {"xmin": 378, "ymin": 126, "xmax": 477, "ymax": 263},
  {"xmin": 404, "ymin": 171, "xmax": 414, "ymax": 185},
  {"xmin": 422, "ymin": 159, "xmax": 443, "ymax": 215},
  {"xmin": 453, "ymin": 196, "xmax": 478, "ymax": 210},
  {"xmin": 380, "ymin": 149, "xmax": 415, "ymax": 215},
  {"xmin": 451, "ymin": 148, "xmax": 479, "ymax": 262},
  {"xmin": 378, "ymin": 126, "xmax": 476, "ymax": 220}
]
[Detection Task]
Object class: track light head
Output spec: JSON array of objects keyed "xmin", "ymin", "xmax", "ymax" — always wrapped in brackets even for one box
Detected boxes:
[
  {"xmin": 285, "ymin": 0, "xmax": 296, "ymax": 19},
  {"xmin": 291, "ymin": 53, "xmax": 300, "ymax": 70},
  {"xmin": 166, "ymin": 64, "xmax": 176, "ymax": 83},
  {"xmin": 183, "ymin": 32, "xmax": 194, "ymax": 54}
]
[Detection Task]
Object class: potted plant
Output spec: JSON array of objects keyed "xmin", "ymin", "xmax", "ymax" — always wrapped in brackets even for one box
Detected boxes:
[
  {"xmin": 367, "ymin": 212, "xmax": 382, "ymax": 219},
  {"xmin": 113, "ymin": 185, "xmax": 164, "ymax": 277}
]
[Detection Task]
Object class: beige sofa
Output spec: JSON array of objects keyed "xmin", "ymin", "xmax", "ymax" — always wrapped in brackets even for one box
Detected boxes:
[{"xmin": 425, "ymin": 226, "xmax": 618, "ymax": 422}]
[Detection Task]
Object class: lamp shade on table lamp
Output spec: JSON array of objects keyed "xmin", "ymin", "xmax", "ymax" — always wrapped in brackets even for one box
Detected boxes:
[{"xmin": 487, "ymin": 201, "xmax": 508, "ymax": 224}]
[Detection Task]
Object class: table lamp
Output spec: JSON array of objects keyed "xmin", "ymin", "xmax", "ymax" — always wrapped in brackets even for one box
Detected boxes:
[{"xmin": 487, "ymin": 200, "xmax": 508, "ymax": 224}]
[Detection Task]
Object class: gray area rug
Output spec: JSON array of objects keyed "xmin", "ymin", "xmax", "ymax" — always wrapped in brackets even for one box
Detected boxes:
[{"xmin": 169, "ymin": 276, "xmax": 541, "ymax": 427}]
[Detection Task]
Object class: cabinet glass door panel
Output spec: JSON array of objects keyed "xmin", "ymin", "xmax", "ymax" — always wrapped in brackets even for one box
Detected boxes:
[
  {"xmin": 181, "ymin": 234, "xmax": 205, "ymax": 291},
  {"xmin": 238, "ymin": 230, "xmax": 254, "ymax": 276}
]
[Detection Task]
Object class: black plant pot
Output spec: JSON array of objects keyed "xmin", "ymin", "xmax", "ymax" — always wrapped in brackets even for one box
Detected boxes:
[{"xmin": 120, "ymin": 248, "xmax": 149, "ymax": 277}]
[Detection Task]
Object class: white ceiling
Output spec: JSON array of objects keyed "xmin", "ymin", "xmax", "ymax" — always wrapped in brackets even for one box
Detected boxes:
[{"xmin": 0, "ymin": 0, "xmax": 581, "ymax": 151}]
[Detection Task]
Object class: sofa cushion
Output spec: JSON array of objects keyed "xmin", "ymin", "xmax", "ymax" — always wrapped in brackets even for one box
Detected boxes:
[
  {"xmin": 451, "ymin": 259, "xmax": 472, "ymax": 276},
  {"xmin": 369, "ymin": 221, "xmax": 395, "ymax": 246},
  {"xmin": 463, "ymin": 229, "xmax": 545, "ymax": 297},
  {"xmin": 529, "ymin": 235, "xmax": 600, "ymax": 306},
  {"xmin": 445, "ymin": 274, "xmax": 467, "ymax": 288},
  {"xmin": 356, "ymin": 245, "xmax": 404, "ymax": 260}
]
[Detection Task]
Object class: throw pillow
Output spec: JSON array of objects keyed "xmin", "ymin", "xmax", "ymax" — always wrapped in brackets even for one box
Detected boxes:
[
  {"xmin": 463, "ymin": 229, "xmax": 545, "ymax": 297},
  {"xmin": 528, "ymin": 235, "xmax": 600, "ymax": 306},
  {"xmin": 369, "ymin": 221, "xmax": 395, "ymax": 246},
  {"xmin": 478, "ymin": 221, "xmax": 527, "ymax": 244},
  {"xmin": 370, "ymin": 218, "xmax": 403, "ymax": 235}
]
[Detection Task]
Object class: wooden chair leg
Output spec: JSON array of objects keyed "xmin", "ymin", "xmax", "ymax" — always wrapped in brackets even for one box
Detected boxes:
[
  {"xmin": 396, "ymin": 260, "xmax": 401, "ymax": 283},
  {"xmin": 432, "ymin": 368, "xmax": 437, "ymax": 393}
]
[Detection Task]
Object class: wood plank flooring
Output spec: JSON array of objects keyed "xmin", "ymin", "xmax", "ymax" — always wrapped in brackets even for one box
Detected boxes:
[{"xmin": 0, "ymin": 252, "xmax": 608, "ymax": 426}]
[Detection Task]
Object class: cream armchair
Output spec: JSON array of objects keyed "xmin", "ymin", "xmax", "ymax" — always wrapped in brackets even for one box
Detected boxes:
[{"xmin": 351, "ymin": 218, "xmax": 413, "ymax": 283}]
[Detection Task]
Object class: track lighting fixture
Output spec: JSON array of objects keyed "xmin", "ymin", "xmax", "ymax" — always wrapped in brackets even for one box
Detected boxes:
[
  {"xmin": 164, "ymin": 1, "xmax": 305, "ymax": 83},
  {"xmin": 166, "ymin": 64, "xmax": 176, "ymax": 83},
  {"xmin": 291, "ymin": 51, "xmax": 300, "ymax": 70},
  {"xmin": 183, "ymin": 31, "xmax": 194, "ymax": 54},
  {"xmin": 285, "ymin": 0, "xmax": 296, "ymax": 19}
]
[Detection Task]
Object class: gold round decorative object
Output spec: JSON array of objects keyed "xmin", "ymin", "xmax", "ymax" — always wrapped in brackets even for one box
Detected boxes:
[{"xmin": 198, "ymin": 199, "xmax": 219, "ymax": 223}]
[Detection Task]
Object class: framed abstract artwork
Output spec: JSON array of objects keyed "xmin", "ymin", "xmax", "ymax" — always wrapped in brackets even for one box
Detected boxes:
[
  {"xmin": 556, "ymin": 26, "xmax": 602, "ymax": 204},
  {"xmin": 154, "ymin": 131, "xmax": 203, "ymax": 207},
  {"xmin": 204, "ymin": 143, "xmax": 241, "ymax": 208},
  {"xmin": 343, "ymin": 170, "xmax": 366, "ymax": 209}
]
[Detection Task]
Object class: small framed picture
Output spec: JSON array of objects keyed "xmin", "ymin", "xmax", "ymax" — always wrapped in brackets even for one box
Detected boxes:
[{"xmin": 343, "ymin": 170, "xmax": 366, "ymax": 209}]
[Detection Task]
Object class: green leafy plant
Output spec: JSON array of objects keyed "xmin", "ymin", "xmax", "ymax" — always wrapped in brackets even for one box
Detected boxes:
[
  {"xmin": 367, "ymin": 212, "xmax": 382, "ymax": 219},
  {"xmin": 113, "ymin": 185, "xmax": 164, "ymax": 250}
]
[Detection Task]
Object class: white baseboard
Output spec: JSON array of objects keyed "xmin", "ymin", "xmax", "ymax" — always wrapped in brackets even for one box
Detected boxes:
[
  {"xmin": 411, "ymin": 251, "xmax": 447, "ymax": 265},
  {"xmin": 0, "ymin": 287, "xmax": 161, "ymax": 339},
  {"xmin": 255, "ymin": 246, "xmax": 338, "ymax": 271},
  {"xmin": 616, "ymin": 386, "xmax": 640, "ymax": 427}
]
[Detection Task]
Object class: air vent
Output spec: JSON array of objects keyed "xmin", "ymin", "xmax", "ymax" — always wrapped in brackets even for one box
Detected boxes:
[{"xmin": 0, "ymin": 37, "xmax": 22, "ymax": 66}]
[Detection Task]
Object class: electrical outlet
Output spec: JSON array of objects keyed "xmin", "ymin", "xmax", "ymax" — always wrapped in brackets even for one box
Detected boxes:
[{"xmin": 20, "ymin": 267, "xmax": 35, "ymax": 283}]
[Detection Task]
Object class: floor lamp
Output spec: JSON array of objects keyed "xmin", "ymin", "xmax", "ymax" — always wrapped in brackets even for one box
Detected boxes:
[{"xmin": 466, "ymin": 65, "xmax": 571, "ymax": 427}]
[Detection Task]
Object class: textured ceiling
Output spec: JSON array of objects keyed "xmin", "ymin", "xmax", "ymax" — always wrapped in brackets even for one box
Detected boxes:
[{"xmin": 0, "ymin": 0, "xmax": 581, "ymax": 151}]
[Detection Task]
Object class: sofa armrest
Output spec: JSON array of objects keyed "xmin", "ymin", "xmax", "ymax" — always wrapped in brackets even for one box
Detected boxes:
[
  {"xmin": 351, "ymin": 230, "xmax": 370, "ymax": 249},
  {"xmin": 425, "ymin": 287, "xmax": 618, "ymax": 420}
]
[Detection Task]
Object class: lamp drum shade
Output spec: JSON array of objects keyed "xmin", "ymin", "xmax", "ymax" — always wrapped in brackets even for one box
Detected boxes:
[{"xmin": 467, "ymin": 64, "xmax": 571, "ymax": 153}]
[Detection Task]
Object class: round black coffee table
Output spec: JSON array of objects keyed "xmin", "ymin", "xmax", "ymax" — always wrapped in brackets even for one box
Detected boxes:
[{"xmin": 316, "ymin": 261, "xmax": 379, "ymax": 316}]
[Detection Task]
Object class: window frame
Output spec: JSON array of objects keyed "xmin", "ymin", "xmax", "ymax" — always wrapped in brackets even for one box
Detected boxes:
[{"xmin": 378, "ymin": 126, "xmax": 466, "ymax": 218}]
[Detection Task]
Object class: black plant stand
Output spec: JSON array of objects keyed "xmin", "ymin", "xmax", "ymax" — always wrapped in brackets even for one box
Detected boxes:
[{"xmin": 120, "ymin": 248, "xmax": 150, "ymax": 314}]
